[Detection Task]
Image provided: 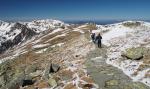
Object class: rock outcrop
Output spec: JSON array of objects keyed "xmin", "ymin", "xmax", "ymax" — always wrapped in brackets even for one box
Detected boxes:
[{"xmin": 121, "ymin": 47, "xmax": 147, "ymax": 60}]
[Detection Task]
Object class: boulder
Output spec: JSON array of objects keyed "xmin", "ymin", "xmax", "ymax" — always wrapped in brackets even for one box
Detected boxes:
[
  {"xmin": 49, "ymin": 63, "xmax": 60, "ymax": 73},
  {"xmin": 29, "ymin": 70, "xmax": 42, "ymax": 78},
  {"xmin": 42, "ymin": 63, "xmax": 60, "ymax": 80},
  {"xmin": 5, "ymin": 72, "xmax": 25, "ymax": 89},
  {"xmin": 0, "ymin": 60, "xmax": 26, "ymax": 89},
  {"xmin": 21, "ymin": 79, "xmax": 35, "ymax": 87},
  {"xmin": 42, "ymin": 63, "xmax": 51, "ymax": 80},
  {"xmin": 121, "ymin": 47, "xmax": 146, "ymax": 60},
  {"xmin": 48, "ymin": 78, "xmax": 57, "ymax": 87}
]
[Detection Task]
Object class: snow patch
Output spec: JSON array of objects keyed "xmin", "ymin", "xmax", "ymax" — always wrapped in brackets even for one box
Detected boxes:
[
  {"xmin": 103, "ymin": 26, "xmax": 150, "ymax": 87},
  {"xmin": 46, "ymin": 34, "xmax": 66, "ymax": 43},
  {"xmin": 78, "ymin": 24, "xmax": 88, "ymax": 29},
  {"xmin": 51, "ymin": 43, "xmax": 64, "ymax": 48},
  {"xmin": 33, "ymin": 43, "xmax": 49, "ymax": 48},
  {"xmin": 35, "ymin": 48, "xmax": 48, "ymax": 53},
  {"xmin": 73, "ymin": 28, "xmax": 85, "ymax": 34},
  {"xmin": 102, "ymin": 26, "xmax": 132, "ymax": 46},
  {"xmin": 51, "ymin": 28, "xmax": 64, "ymax": 34}
]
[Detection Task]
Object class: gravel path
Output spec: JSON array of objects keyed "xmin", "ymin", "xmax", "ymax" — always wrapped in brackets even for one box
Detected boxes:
[{"xmin": 85, "ymin": 44, "xmax": 149, "ymax": 89}]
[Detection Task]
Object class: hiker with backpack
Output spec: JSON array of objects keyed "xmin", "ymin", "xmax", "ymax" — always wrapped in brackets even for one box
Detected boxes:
[
  {"xmin": 91, "ymin": 33, "xmax": 96, "ymax": 43},
  {"xmin": 95, "ymin": 33, "xmax": 102, "ymax": 48}
]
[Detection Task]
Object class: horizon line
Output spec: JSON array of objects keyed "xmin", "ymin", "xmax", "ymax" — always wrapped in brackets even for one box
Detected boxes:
[{"xmin": 1, "ymin": 18, "xmax": 150, "ymax": 22}]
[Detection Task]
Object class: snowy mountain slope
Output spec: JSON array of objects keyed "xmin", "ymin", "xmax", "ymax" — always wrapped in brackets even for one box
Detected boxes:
[
  {"xmin": 0, "ymin": 19, "xmax": 67, "ymax": 54},
  {"xmin": 26, "ymin": 19, "xmax": 66, "ymax": 33},
  {"xmin": 0, "ymin": 19, "xmax": 80, "ymax": 64}
]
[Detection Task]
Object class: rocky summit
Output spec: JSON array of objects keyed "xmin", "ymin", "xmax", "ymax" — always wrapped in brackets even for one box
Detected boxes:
[{"xmin": 0, "ymin": 20, "xmax": 150, "ymax": 89}]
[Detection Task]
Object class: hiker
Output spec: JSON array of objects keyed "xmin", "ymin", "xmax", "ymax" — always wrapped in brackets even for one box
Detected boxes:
[
  {"xmin": 96, "ymin": 33, "xmax": 102, "ymax": 48},
  {"xmin": 91, "ymin": 33, "xmax": 96, "ymax": 43}
]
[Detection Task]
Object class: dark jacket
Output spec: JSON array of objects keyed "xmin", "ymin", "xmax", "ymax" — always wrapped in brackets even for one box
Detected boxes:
[
  {"xmin": 96, "ymin": 34, "xmax": 102, "ymax": 41},
  {"xmin": 91, "ymin": 33, "xmax": 95, "ymax": 40}
]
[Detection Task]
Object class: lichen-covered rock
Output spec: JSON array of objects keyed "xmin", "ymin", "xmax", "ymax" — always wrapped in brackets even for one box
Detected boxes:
[
  {"xmin": 43, "ymin": 63, "xmax": 60, "ymax": 80},
  {"xmin": 29, "ymin": 70, "xmax": 43, "ymax": 78},
  {"xmin": 122, "ymin": 47, "xmax": 147, "ymax": 60},
  {"xmin": 0, "ymin": 60, "xmax": 26, "ymax": 89},
  {"xmin": 125, "ymin": 83, "xmax": 149, "ymax": 89},
  {"xmin": 5, "ymin": 72, "xmax": 25, "ymax": 89},
  {"xmin": 105, "ymin": 79, "xmax": 119, "ymax": 86},
  {"xmin": 48, "ymin": 78, "xmax": 57, "ymax": 87}
]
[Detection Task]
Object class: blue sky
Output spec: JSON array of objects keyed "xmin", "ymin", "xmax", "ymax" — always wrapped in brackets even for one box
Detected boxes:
[{"xmin": 0, "ymin": 0, "xmax": 150, "ymax": 21}]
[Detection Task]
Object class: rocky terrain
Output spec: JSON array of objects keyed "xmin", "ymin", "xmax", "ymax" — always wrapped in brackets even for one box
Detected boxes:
[{"xmin": 0, "ymin": 20, "xmax": 150, "ymax": 89}]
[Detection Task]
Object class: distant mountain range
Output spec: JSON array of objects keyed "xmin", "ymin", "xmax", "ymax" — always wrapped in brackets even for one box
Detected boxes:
[
  {"xmin": 0, "ymin": 19, "xmax": 66, "ymax": 53},
  {"xmin": 65, "ymin": 19, "xmax": 150, "ymax": 25}
]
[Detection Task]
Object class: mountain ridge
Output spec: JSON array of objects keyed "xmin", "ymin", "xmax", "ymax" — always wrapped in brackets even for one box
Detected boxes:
[{"xmin": 0, "ymin": 19, "xmax": 150, "ymax": 89}]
